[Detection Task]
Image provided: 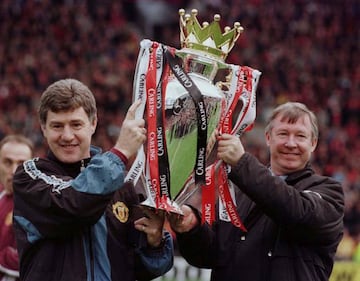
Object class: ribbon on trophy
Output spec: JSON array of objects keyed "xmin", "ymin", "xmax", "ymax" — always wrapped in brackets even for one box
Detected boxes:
[
  {"xmin": 127, "ymin": 41, "xmax": 178, "ymax": 212},
  {"xmin": 201, "ymin": 65, "xmax": 259, "ymax": 231},
  {"xmin": 146, "ymin": 42, "xmax": 169, "ymax": 210},
  {"xmin": 126, "ymin": 39, "xmax": 209, "ymax": 213},
  {"xmin": 125, "ymin": 9, "xmax": 261, "ymax": 230}
]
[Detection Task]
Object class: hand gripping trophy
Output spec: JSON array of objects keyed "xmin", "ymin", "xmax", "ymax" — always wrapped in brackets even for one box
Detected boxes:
[{"xmin": 126, "ymin": 9, "xmax": 261, "ymax": 230}]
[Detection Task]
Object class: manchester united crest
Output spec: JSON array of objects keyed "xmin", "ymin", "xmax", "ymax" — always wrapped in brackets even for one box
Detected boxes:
[{"xmin": 112, "ymin": 201, "xmax": 129, "ymax": 223}]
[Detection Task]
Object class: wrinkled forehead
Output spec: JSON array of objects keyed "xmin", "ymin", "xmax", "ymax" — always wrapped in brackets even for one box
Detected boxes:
[
  {"xmin": 276, "ymin": 111, "xmax": 309, "ymax": 124},
  {"xmin": 274, "ymin": 113, "xmax": 313, "ymax": 134},
  {"xmin": 0, "ymin": 142, "xmax": 33, "ymax": 161},
  {"xmin": 45, "ymin": 107, "xmax": 91, "ymax": 123}
]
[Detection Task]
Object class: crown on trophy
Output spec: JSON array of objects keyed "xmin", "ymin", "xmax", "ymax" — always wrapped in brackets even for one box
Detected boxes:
[{"xmin": 179, "ymin": 9, "xmax": 244, "ymax": 61}]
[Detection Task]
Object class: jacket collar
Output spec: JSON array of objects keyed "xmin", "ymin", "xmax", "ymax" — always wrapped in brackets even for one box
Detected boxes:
[
  {"xmin": 284, "ymin": 162, "xmax": 314, "ymax": 185},
  {"xmin": 46, "ymin": 145, "xmax": 102, "ymax": 177}
]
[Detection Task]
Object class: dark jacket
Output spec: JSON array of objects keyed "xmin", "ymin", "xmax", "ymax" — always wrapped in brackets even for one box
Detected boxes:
[
  {"xmin": 13, "ymin": 147, "xmax": 173, "ymax": 281},
  {"xmin": 177, "ymin": 152, "xmax": 344, "ymax": 281}
]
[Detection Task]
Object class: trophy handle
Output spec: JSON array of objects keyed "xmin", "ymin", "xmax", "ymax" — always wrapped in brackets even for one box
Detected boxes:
[{"xmin": 138, "ymin": 174, "xmax": 157, "ymax": 209}]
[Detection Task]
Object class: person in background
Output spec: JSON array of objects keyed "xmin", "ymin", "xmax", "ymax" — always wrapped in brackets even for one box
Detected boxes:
[
  {"xmin": 12, "ymin": 78, "xmax": 173, "ymax": 281},
  {"xmin": 169, "ymin": 102, "xmax": 344, "ymax": 281},
  {"xmin": 0, "ymin": 135, "xmax": 34, "ymax": 281}
]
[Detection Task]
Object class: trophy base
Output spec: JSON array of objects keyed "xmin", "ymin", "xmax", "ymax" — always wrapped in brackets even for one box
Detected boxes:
[{"xmin": 140, "ymin": 196, "xmax": 184, "ymax": 215}]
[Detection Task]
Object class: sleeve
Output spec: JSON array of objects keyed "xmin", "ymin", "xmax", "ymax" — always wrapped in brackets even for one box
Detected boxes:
[
  {"xmin": 13, "ymin": 152, "xmax": 127, "ymax": 238},
  {"xmin": 229, "ymin": 152, "xmax": 344, "ymax": 241},
  {"xmin": 0, "ymin": 246, "xmax": 19, "ymax": 277},
  {"xmin": 135, "ymin": 231, "xmax": 174, "ymax": 279},
  {"xmin": 105, "ymin": 182, "xmax": 174, "ymax": 280},
  {"xmin": 176, "ymin": 224, "xmax": 217, "ymax": 268},
  {"xmin": 175, "ymin": 206, "xmax": 217, "ymax": 269}
]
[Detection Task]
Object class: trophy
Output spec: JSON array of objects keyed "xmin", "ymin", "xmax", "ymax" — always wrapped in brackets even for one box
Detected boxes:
[{"xmin": 126, "ymin": 9, "xmax": 261, "ymax": 229}]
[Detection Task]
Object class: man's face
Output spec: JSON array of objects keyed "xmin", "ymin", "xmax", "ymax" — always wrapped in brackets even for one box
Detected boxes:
[
  {"xmin": 0, "ymin": 142, "xmax": 32, "ymax": 194},
  {"xmin": 265, "ymin": 114, "xmax": 317, "ymax": 176},
  {"xmin": 41, "ymin": 107, "xmax": 97, "ymax": 164}
]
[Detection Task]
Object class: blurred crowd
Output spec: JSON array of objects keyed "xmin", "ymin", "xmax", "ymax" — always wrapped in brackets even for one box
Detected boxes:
[{"xmin": 0, "ymin": 0, "xmax": 359, "ymax": 261}]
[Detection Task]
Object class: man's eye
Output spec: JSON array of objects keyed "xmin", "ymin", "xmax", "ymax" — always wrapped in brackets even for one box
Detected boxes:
[
  {"xmin": 72, "ymin": 123, "xmax": 83, "ymax": 130},
  {"xmin": 52, "ymin": 124, "xmax": 62, "ymax": 129}
]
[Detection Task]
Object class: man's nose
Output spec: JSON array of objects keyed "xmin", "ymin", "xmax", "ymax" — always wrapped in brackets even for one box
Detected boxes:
[
  {"xmin": 62, "ymin": 126, "xmax": 75, "ymax": 139},
  {"xmin": 11, "ymin": 163, "xmax": 19, "ymax": 174},
  {"xmin": 285, "ymin": 135, "xmax": 297, "ymax": 147}
]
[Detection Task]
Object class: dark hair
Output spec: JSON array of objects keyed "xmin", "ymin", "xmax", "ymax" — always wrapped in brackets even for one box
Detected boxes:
[
  {"xmin": 38, "ymin": 78, "xmax": 97, "ymax": 125},
  {"xmin": 265, "ymin": 102, "xmax": 319, "ymax": 140}
]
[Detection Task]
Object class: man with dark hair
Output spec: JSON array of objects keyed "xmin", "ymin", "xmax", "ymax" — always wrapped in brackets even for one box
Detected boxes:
[{"xmin": 13, "ymin": 78, "xmax": 173, "ymax": 281}]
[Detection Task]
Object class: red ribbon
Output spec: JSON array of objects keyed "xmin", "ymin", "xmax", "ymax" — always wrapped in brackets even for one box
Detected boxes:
[
  {"xmin": 146, "ymin": 42, "xmax": 161, "ymax": 208},
  {"xmin": 201, "ymin": 66, "xmax": 256, "ymax": 231},
  {"xmin": 201, "ymin": 164, "xmax": 216, "ymax": 225}
]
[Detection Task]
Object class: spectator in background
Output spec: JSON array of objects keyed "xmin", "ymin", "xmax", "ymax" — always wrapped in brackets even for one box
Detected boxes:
[
  {"xmin": 12, "ymin": 79, "xmax": 173, "ymax": 281},
  {"xmin": 0, "ymin": 135, "xmax": 34, "ymax": 281},
  {"xmin": 169, "ymin": 102, "xmax": 344, "ymax": 281}
]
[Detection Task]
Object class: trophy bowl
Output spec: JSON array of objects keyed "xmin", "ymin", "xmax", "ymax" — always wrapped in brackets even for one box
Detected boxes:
[
  {"xmin": 165, "ymin": 71, "xmax": 224, "ymax": 198},
  {"xmin": 127, "ymin": 9, "xmax": 261, "ymax": 225}
]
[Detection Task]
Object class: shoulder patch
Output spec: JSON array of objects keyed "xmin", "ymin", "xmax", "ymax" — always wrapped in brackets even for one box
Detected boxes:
[{"xmin": 112, "ymin": 201, "xmax": 129, "ymax": 223}]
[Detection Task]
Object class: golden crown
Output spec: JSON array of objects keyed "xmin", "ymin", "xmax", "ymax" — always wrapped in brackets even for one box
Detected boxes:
[{"xmin": 179, "ymin": 9, "xmax": 244, "ymax": 61}]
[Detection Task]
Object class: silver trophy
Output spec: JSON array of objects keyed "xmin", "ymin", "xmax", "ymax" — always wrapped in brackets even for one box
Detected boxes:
[{"xmin": 126, "ymin": 9, "xmax": 261, "ymax": 223}]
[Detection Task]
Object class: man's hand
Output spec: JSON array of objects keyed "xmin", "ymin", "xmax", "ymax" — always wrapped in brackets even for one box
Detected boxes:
[
  {"xmin": 134, "ymin": 207, "xmax": 165, "ymax": 248},
  {"xmin": 114, "ymin": 100, "xmax": 146, "ymax": 160},
  {"xmin": 217, "ymin": 133, "xmax": 245, "ymax": 166},
  {"xmin": 167, "ymin": 205, "xmax": 198, "ymax": 233}
]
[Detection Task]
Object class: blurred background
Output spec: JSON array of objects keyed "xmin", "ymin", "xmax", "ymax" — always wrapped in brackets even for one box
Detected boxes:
[{"xmin": 1, "ymin": 0, "xmax": 359, "ymax": 280}]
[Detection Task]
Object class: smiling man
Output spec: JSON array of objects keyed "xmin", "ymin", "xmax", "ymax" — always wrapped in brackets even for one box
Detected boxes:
[
  {"xmin": 12, "ymin": 79, "xmax": 173, "ymax": 281},
  {"xmin": 168, "ymin": 102, "xmax": 344, "ymax": 281}
]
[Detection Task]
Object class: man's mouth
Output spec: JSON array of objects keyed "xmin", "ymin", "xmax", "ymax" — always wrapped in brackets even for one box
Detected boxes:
[
  {"xmin": 60, "ymin": 144, "xmax": 78, "ymax": 147},
  {"xmin": 281, "ymin": 152, "xmax": 300, "ymax": 157},
  {"xmin": 60, "ymin": 144, "xmax": 79, "ymax": 151}
]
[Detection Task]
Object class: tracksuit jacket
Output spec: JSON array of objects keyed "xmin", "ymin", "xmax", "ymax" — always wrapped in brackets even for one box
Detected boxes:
[
  {"xmin": 12, "ymin": 146, "xmax": 173, "ymax": 281},
  {"xmin": 177, "ymin": 152, "xmax": 344, "ymax": 281}
]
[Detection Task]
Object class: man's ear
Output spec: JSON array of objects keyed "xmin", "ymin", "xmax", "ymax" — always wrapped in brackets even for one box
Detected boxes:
[
  {"xmin": 265, "ymin": 131, "xmax": 271, "ymax": 146},
  {"xmin": 311, "ymin": 138, "xmax": 318, "ymax": 152},
  {"xmin": 40, "ymin": 123, "xmax": 47, "ymax": 138},
  {"xmin": 91, "ymin": 116, "xmax": 98, "ymax": 134}
]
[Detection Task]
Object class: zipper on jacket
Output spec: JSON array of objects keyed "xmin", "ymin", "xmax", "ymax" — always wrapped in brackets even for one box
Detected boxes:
[{"xmin": 81, "ymin": 159, "xmax": 85, "ymax": 171}]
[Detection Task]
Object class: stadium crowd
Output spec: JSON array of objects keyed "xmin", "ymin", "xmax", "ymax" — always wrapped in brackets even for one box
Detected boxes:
[{"xmin": 0, "ymin": 0, "xmax": 359, "ymax": 261}]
